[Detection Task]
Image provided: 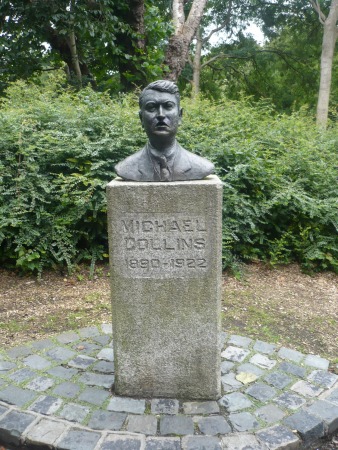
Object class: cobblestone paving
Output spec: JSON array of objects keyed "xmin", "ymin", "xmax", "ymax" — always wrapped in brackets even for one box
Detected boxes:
[{"xmin": 0, "ymin": 324, "xmax": 337, "ymax": 449}]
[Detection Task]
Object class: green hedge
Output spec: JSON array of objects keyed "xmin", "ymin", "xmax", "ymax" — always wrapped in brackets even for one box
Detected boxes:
[{"xmin": 0, "ymin": 75, "xmax": 337, "ymax": 275}]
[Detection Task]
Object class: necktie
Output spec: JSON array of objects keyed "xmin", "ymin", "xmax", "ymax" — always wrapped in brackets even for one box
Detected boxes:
[{"xmin": 158, "ymin": 156, "xmax": 170, "ymax": 182}]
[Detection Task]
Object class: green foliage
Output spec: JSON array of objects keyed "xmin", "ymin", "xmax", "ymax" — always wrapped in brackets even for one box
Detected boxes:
[{"xmin": 0, "ymin": 75, "xmax": 337, "ymax": 274}]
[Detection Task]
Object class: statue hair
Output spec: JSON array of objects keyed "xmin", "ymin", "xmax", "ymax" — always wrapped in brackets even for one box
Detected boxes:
[{"xmin": 139, "ymin": 80, "xmax": 180, "ymax": 108}]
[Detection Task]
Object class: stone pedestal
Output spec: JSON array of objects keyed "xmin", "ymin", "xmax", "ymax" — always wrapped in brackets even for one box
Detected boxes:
[{"xmin": 106, "ymin": 175, "xmax": 223, "ymax": 399}]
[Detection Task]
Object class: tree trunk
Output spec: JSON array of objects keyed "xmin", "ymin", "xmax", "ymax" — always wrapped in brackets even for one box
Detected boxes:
[
  {"xmin": 192, "ymin": 27, "xmax": 202, "ymax": 97},
  {"xmin": 164, "ymin": 0, "xmax": 208, "ymax": 81},
  {"xmin": 316, "ymin": 0, "xmax": 338, "ymax": 127},
  {"xmin": 67, "ymin": 30, "xmax": 82, "ymax": 86}
]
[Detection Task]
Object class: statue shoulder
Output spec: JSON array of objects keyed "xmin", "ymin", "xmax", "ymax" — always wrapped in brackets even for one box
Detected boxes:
[
  {"xmin": 114, "ymin": 147, "xmax": 146, "ymax": 180},
  {"xmin": 180, "ymin": 146, "xmax": 215, "ymax": 177}
]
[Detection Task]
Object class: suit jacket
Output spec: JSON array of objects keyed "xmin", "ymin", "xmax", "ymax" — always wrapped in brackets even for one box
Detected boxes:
[{"xmin": 115, "ymin": 143, "xmax": 214, "ymax": 181}]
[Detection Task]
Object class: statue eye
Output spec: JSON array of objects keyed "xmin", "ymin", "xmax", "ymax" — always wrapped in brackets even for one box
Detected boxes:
[
  {"xmin": 165, "ymin": 102, "xmax": 175, "ymax": 109},
  {"xmin": 145, "ymin": 103, "xmax": 156, "ymax": 112}
]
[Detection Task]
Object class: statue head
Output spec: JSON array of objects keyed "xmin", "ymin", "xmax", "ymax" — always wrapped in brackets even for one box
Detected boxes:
[{"xmin": 138, "ymin": 80, "xmax": 183, "ymax": 146}]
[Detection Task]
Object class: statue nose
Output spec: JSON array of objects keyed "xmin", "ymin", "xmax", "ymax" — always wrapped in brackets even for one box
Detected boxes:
[{"xmin": 157, "ymin": 105, "xmax": 165, "ymax": 117}]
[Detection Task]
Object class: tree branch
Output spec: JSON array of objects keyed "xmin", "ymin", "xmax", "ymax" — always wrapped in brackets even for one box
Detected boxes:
[
  {"xmin": 202, "ymin": 0, "xmax": 232, "ymax": 44},
  {"xmin": 310, "ymin": 0, "xmax": 327, "ymax": 24}
]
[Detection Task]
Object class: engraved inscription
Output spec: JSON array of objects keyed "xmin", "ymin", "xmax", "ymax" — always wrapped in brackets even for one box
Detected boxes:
[{"xmin": 113, "ymin": 214, "xmax": 210, "ymax": 278}]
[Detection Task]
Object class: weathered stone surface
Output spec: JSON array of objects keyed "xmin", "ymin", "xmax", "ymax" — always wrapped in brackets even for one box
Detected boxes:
[
  {"xmin": 31, "ymin": 338, "xmax": 54, "ymax": 351},
  {"xmin": 146, "ymin": 437, "xmax": 180, "ymax": 450},
  {"xmin": 56, "ymin": 331, "xmax": 80, "ymax": 344},
  {"xmin": 57, "ymin": 428, "xmax": 101, "ymax": 450},
  {"xmin": 126, "ymin": 414, "xmax": 158, "ymax": 435},
  {"xmin": 107, "ymin": 177, "xmax": 223, "ymax": 399},
  {"xmin": 0, "ymin": 361, "xmax": 16, "ymax": 372},
  {"xmin": 291, "ymin": 380, "xmax": 323, "ymax": 398},
  {"xmin": 275, "ymin": 392, "xmax": 307, "ymax": 411},
  {"xmin": 256, "ymin": 425, "xmax": 300, "ymax": 449},
  {"xmin": 92, "ymin": 360, "xmax": 114, "ymax": 374},
  {"xmin": 264, "ymin": 371, "xmax": 292, "ymax": 389},
  {"xmin": 245, "ymin": 383, "xmax": 277, "ymax": 402},
  {"xmin": 78, "ymin": 326, "xmax": 100, "ymax": 338},
  {"xmin": 97, "ymin": 348, "xmax": 114, "ymax": 361},
  {"xmin": 236, "ymin": 372, "xmax": 258, "ymax": 385},
  {"xmin": 182, "ymin": 436, "xmax": 222, "ymax": 450},
  {"xmin": 101, "ymin": 434, "xmax": 145, "ymax": 450},
  {"xmin": 183, "ymin": 401, "xmax": 219, "ymax": 415},
  {"xmin": 68, "ymin": 355, "xmax": 97, "ymax": 369},
  {"xmin": 47, "ymin": 366, "xmax": 78, "ymax": 380},
  {"xmin": 46, "ymin": 346, "xmax": 76, "ymax": 362},
  {"xmin": 28, "ymin": 395, "xmax": 63, "ymax": 415},
  {"xmin": 87, "ymin": 410, "xmax": 126, "ymax": 431},
  {"xmin": 92, "ymin": 335, "xmax": 111, "ymax": 346},
  {"xmin": 52, "ymin": 382, "xmax": 81, "ymax": 399},
  {"xmin": 73, "ymin": 342, "xmax": 101, "ymax": 355},
  {"xmin": 255, "ymin": 404, "xmax": 285, "ymax": 424},
  {"xmin": 160, "ymin": 415, "xmax": 194, "ymax": 435},
  {"xmin": 221, "ymin": 373, "xmax": 243, "ymax": 389},
  {"xmin": 221, "ymin": 346, "xmax": 250, "ymax": 363},
  {"xmin": 229, "ymin": 412, "xmax": 260, "ymax": 432},
  {"xmin": 7, "ymin": 346, "xmax": 32, "ymax": 358},
  {"xmin": 78, "ymin": 372, "xmax": 114, "ymax": 389},
  {"xmin": 107, "ymin": 397, "xmax": 145, "ymax": 414},
  {"xmin": 325, "ymin": 388, "xmax": 338, "ymax": 405},
  {"xmin": 197, "ymin": 416, "xmax": 231, "ymax": 435},
  {"xmin": 308, "ymin": 370, "xmax": 338, "ymax": 389},
  {"xmin": 151, "ymin": 398, "xmax": 179, "ymax": 415},
  {"xmin": 221, "ymin": 361, "xmax": 235, "ymax": 374},
  {"xmin": 304, "ymin": 355, "xmax": 330, "ymax": 370},
  {"xmin": 0, "ymin": 410, "xmax": 36, "ymax": 446},
  {"xmin": 26, "ymin": 376, "xmax": 55, "ymax": 392},
  {"xmin": 221, "ymin": 433, "xmax": 265, "ymax": 449},
  {"xmin": 253, "ymin": 340, "xmax": 277, "ymax": 355},
  {"xmin": 0, "ymin": 386, "xmax": 37, "ymax": 407},
  {"xmin": 101, "ymin": 323, "xmax": 113, "ymax": 335},
  {"xmin": 23, "ymin": 354, "xmax": 52, "ymax": 370},
  {"xmin": 236, "ymin": 363, "xmax": 264, "ymax": 377},
  {"xmin": 306, "ymin": 400, "xmax": 338, "ymax": 434},
  {"xmin": 78, "ymin": 387, "xmax": 110, "ymax": 406},
  {"xmin": 59, "ymin": 403, "xmax": 90, "ymax": 423},
  {"xmin": 250, "ymin": 354, "xmax": 276, "ymax": 370},
  {"xmin": 0, "ymin": 405, "xmax": 9, "ymax": 417},
  {"xmin": 25, "ymin": 418, "xmax": 69, "ymax": 447},
  {"xmin": 283, "ymin": 410, "xmax": 325, "ymax": 442},
  {"xmin": 219, "ymin": 392, "xmax": 253, "ymax": 412},
  {"xmin": 279, "ymin": 361, "xmax": 306, "ymax": 378},
  {"xmin": 278, "ymin": 347, "xmax": 304, "ymax": 363},
  {"xmin": 228, "ymin": 335, "xmax": 252, "ymax": 348},
  {"xmin": 11, "ymin": 368, "xmax": 36, "ymax": 383}
]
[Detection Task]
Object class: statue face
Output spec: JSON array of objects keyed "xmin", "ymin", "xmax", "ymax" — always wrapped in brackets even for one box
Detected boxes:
[{"xmin": 139, "ymin": 90, "xmax": 182, "ymax": 141}]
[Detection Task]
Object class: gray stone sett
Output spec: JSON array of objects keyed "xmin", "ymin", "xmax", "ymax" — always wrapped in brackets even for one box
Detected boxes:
[
  {"xmin": 221, "ymin": 433, "xmax": 265, "ymax": 449},
  {"xmin": 196, "ymin": 415, "xmax": 231, "ymax": 435},
  {"xmin": 0, "ymin": 404, "xmax": 9, "ymax": 417},
  {"xmin": 250, "ymin": 354, "xmax": 276, "ymax": 370},
  {"xmin": 92, "ymin": 334, "xmax": 111, "ymax": 346},
  {"xmin": 219, "ymin": 392, "xmax": 253, "ymax": 412},
  {"xmin": 26, "ymin": 376, "xmax": 55, "ymax": 392},
  {"xmin": 28, "ymin": 395, "xmax": 63, "ymax": 415},
  {"xmin": 47, "ymin": 366, "xmax": 78, "ymax": 380},
  {"xmin": 0, "ymin": 409, "xmax": 36, "ymax": 446},
  {"xmin": 306, "ymin": 400, "xmax": 338, "ymax": 434},
  {"xmin": 68, "ymin": 355, "xmax": 97, "ymax": 369},
  {"xmin": 46, "ymin": 346, "xmax": 76, "ymax": 362},
  {"xmin": 255, "ymin": 404, "xmax": 286, "ymax": 424},
  {"xmin": 221, "ymin": 346, "xmax": 250, "ymax": 363},
  {"xmin": 78, "ymin": 326, "xmax": 101, "ymax": 338},
  {"xmin": 291, "ymin": 380, "xmax": 323, "ymax": 398},
  {"xmin": 73, "ymin": 342, "xmax": 101, "ymax": 355},
  {"xmin": 228, "ymin": 335, "xmax": 253, "ymax": 348},
  {"xmin": 0, "ymin": 361, "xmax": 17, "ymax": 372},
  {"xmin": 221, "ymin": 373, "xmax": 243, "ymax": 389},
  {"xmin": 236, "ymin": 363, "xmax": 265, "ymax": 377},
  {"xmin": 78, "ymin": 372, "xmax": 114, "ymax": 388},
  {"xmin": 283, "ymin": 410, "xmax": 325, "ymax": 442},
  {"xmin": 221, "ymin": 361, "xmax": 235, "ymax": 374},
  {"xmin": 151, "ymin": 398, "xmax": 179, "ymax": 415},
  {"xmin": 182, "ymin": 435, "xmax": 222, "ymax": 450},
  {"xmin": 0, "ymin": 386, "xmax": 37, "ymax": 407},
  {"xmin": 275, "ymin": 391, "xmax": 307, "ymax": 411},
  {"xmin": 24, "ymin": 418, "xmax": 69, "ymax": 447},
  {"xmin": 107, "ymin": 397, "xmax": 146, "ymax": 414},
  {"xmin": 253, "ymin": 340, "xmax": 277, "ymax": 355},
  {"xmin": 87, "ymin": 410, "xmax": 126, "ymax": 431},
  {"xmin": 160, "ymin": 415, "xmax": 194, "ymax": 436},
  {"xmin": 279, "ymin": 361, "xmax": 307, "ymax": 378},
  {"xmin": 126, "ymin": 414, "xmax": 158, "ymax": 435},
  {"xmin": 101, "ymin": 434, "xmax": 144, "ymax": 450},
  {"xmin": 101, "ymin": 323, "xmax": 113, "ymax": 335},
  {"xmin": 56, "ymin": 428, "xmax": 101, "ymax": 450},
  {"xmin": 7, "ymin": 346, "xmax": 32, "ymax": 359},
  {"xmin": 325, "ymin": 388, "xmax": 338, "ymax": 405},
  {"xmin": 56, "ymin": 331, "xmax": 80, "ymax": 344},
  {"xmin": 308, "ymin": 370, "xmax": 338, "ymax": 389},
  {"xmin": 92, "ymin": 360, "xmax": 114, "ymax": 374},
  {"xmin": 58, "ymin": 403, "xmax": 90, "ymax": 423},
  {"xmin": 31, "ymin": 338, "xmax": 55, "ymax": 351},
  {"xmin": 146, "ymin": 437, "xmax": 181, "ymax": 450},
  {"xmin": 245, "ymin": 382, "xmax": 277, "ymax": 402},
  {"xmin": 264, "ymin": 371, "xmax": 293, "ymax": 389},
  {"xmin": 277, "ymin": 347, "xmax": 304, "ymax": 363},
  {"xmin": 228, "ymin": 412, "xmax": 260, "ymax": 432},
  {"xmin": 183, "ymin": 401, "xmax": 219, "ymax": 415},
  {"xmin": 23, "ymin": 354, "xmax": 52, "ymax": 370},
  {"xmin": 78, "ymin": 387, "xmax": 110, "ymax": 406},
  {"xmin": 304, "ymin": 354, "xmax": 330, "ymax": 370},
  {"xmin": 52, "ymin": 382, "xmax": 81, "ymax": 399},
  {"xmin": 10, "ymin": 368, "xmax": 36, "ymax": 384},
  {"xmin": 97, "ymin": 348, "xmax": 114, "ymax": 362},
  {"xmin": 256, "ymin": 425, "xmax": 300, "ymax": 449}
]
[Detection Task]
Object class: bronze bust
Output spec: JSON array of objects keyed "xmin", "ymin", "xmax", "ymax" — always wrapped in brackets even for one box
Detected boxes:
[{"xmin": 115, "ymin": 80, "xmax": 214, "ymax": 182}]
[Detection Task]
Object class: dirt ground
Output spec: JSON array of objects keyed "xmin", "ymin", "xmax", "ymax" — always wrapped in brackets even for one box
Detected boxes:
[{"xmin": 0, "ymin": 262, "xmax": 337, "ymax": 448}]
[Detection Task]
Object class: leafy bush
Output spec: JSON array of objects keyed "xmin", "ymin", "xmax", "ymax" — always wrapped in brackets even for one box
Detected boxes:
[{"xmin": 0, "ymin": 75, "xmax": 337, "ymax": 274}]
